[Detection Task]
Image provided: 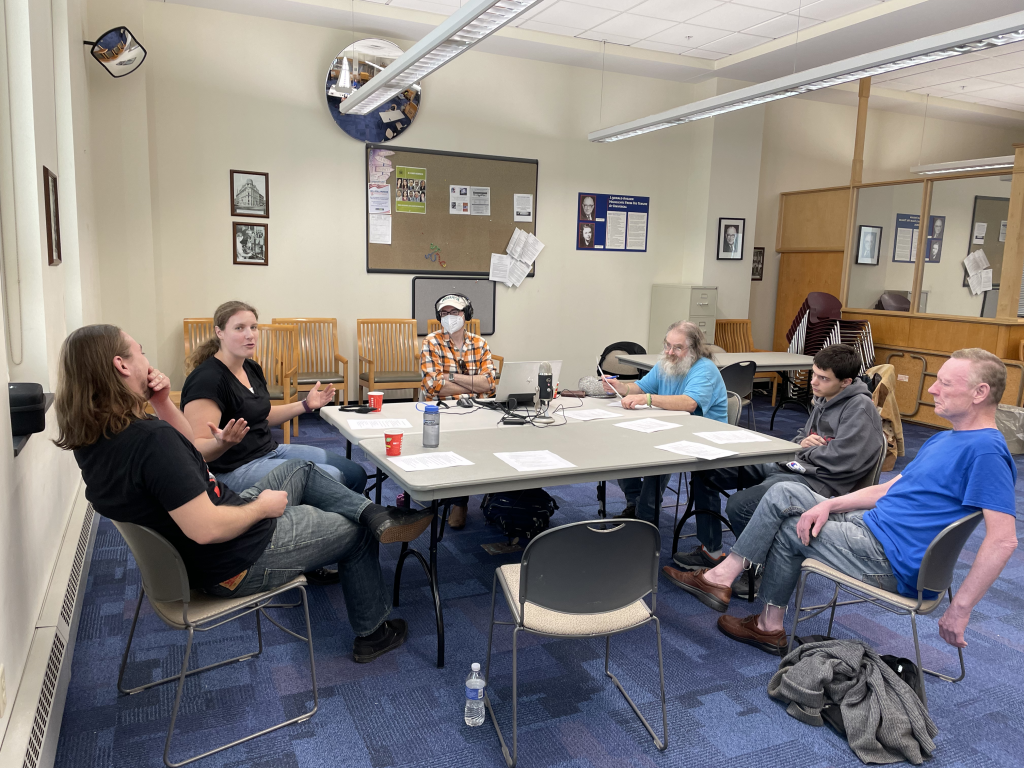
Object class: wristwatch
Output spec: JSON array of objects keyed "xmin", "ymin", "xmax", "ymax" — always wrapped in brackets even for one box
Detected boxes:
[{"xmin": 448, "ymin": 372, "xmax": 455, "ymax": 381}]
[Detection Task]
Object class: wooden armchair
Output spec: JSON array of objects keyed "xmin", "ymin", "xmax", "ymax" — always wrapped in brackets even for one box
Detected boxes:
[
  {"xmin": 254, "ymin": 324, "xmax": 299, "ymax": 443},
  {"xmin": 425, "ymin": 318, "xmax": 503, "ymax": 378},
  {"xmin": 273, "ymin": 317, "xmax": 349, "ymax": 406},
  {"xmin": 356, "ymin": 319, "xmax": 422, "ymax": 404},
  {"xmin": 183, "ymin": 318, "xmax": 215, "ymax": 374},
  {"xmin": 715, "ymin": 319, "xmax": 780, "ymax": 406}
]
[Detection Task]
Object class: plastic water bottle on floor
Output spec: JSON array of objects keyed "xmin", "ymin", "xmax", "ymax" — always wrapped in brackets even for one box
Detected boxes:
[{"xmin": 465, "ymin": 663, "xmax": 485, "ymax": 726}]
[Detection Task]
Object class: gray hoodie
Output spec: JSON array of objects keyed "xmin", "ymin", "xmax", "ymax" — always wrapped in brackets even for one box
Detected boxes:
[{"xmin": 791, "ymin": 379, "xmax": 885, "ymax": 496}]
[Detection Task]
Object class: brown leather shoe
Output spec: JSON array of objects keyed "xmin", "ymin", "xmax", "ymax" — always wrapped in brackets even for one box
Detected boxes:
[
  {"xmin": 661, "ymin": 566, "xmax": 731, "ymax": 612},
  {"xmin": 447, "ymin": 504, "xmax": 468, "ymax": 529},
  {"xmin": 717, "ymin": 614, "xmax": 789, "ymax": 656}
]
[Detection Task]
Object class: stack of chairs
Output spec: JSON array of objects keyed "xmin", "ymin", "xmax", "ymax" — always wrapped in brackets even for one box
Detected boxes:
[{"xmin": 785, "ymin": 292, "xmax": 875, "ymax": 401}]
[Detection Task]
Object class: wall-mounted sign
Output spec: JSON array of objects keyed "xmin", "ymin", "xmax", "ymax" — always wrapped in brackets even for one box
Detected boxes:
[{"xmin": 576, "ymin": 193, "xmax": 649, "ymax": 252}]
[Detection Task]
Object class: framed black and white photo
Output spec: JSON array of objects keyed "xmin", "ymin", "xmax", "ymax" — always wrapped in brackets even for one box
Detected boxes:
[
  {"xmin": 925, "ymin": 237, "xmax": 942, "ymax": 263},
  {"xmin": 856, "ymin": 225, "xmax": 882, "ymax": 266},
  {"xmin": 928, "ymin": 215, "xmax": 945, "ymax": 240},
  {"xmin": 43, "ymin": 166, "xmax": 61, "ymax": 266},
  {"xmin": 230, "ymin": 170, "xmax": 269, "ymax": 218},
  {"xmin": 233, "ymin": 222, "xmax": 268, "ymax": 266},
  {"xmin": 751, "ymin": 247, "xmax": 764, "ymax": 281},
  {"xmin": 717, "ymin": 217, "xmax": 744, "ymax": 260}
]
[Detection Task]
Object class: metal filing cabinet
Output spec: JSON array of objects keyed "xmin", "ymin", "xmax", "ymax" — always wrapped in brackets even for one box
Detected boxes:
[{"xmin": 648, "ymin": 284, "xmax": 717, "ymax": 351}]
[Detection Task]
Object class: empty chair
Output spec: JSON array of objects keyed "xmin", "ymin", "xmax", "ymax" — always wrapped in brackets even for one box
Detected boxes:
[
  {"xmin": 597, "ymin": 340, "xmax": 646, "ymax": 381},
  {"xmin": 273, "ymin": 317, "xmax": 349, "ymax": 406},
  {"xmin": 877, "ymin": 292, "xmax": 912, "ymax": 312},
  {"xmin": 253, "ymin": 324, "xmax": 299, "ymax": 443},
  {"xmin": 719, "ymin": 360, "xmax": 757, "ymax": 430},
  {"xmin": 182, "ymin": 319, "xmax": 215, "ymax": 375},
  {"xmin": 356, "ymin": 319, "xmax": 421, "ymax": 403},
  {"xmin": 715, "ymin": 318, "xmax": 780, "ymax": 406}
]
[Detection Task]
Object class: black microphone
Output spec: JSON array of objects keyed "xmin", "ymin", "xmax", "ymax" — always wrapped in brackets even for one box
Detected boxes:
[{"xmin": 537, "ymin": 361, "xmax": 553, "ymax": 402}]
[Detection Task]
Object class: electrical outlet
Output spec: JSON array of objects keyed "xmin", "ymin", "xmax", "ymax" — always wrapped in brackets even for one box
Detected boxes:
[{"xmin": 0, "ymin": 663, "xmax": 6, "ymax": 718}]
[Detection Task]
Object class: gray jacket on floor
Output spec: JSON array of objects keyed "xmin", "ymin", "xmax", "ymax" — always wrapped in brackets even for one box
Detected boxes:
[
  {"xmin": 768, "ymin": 640, "xmax": 938, "ymax": 765},
  {"xmin": 792, "ymin": 379, "xmax": 884, "ymax": 497}
]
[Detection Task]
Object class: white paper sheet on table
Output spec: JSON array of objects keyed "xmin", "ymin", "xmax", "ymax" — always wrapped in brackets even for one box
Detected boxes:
[
  {"xmin": 348, "ymin": 418, "xmax": 411, "ymax": 430},
  {"xmin": 494, "ymin": 451, "xmax": 576, "ymax": 472},
  {"xmin": 693, "ymin": 430, "xmax": 770, "ymax": 444},
  {"xmin": 613, "ymin": 418, "xmax": 681, "ymax": 433},
  {"xmin": 564, "ymin": 409, "xmax": 623, "ymax": 421},
  {"xmin": 387, "ymin": 452, "xmax": 474, "ymax": 472},
  {"xmin": 655, "ymin": 440, "xmax": 737, "ymax": 460},
  {"xmin": 606, "ymin": 401, "xmax": 665, "ymax": 410}
]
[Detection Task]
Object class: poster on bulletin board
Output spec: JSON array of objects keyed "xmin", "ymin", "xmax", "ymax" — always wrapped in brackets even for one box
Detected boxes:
[{"xmin": 577, "ymin": 193, "xmax": 649, "ymax": 251}]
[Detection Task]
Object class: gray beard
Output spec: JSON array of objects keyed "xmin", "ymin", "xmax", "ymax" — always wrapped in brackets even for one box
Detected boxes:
[{"xmin": 659, "ymin": 352, "xmax": 695, "ymax": 380}]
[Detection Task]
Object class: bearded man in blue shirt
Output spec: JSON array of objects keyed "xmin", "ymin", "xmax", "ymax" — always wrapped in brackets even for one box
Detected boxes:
[{"xmin": 665, "ymin": 348, "xmax": 1018, "ymax": 656}]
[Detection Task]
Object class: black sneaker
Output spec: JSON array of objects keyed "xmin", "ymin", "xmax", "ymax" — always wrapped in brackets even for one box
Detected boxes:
[
  {"xmin": 353, "ymin": 619, "xmax": 408, "ymax": 663},
  {"xmin": 615, "ymin": 503, "xmax": 637, "ymax": 519},
  {"xmin": 672, "ymin": 545, "xmax": 726, "ymax": 571},
  {"xmin": 303, "ymin": 566, "xmax": 340, "ymax": 586},
  {"xmin": 361, "ymin": 504, "xmax": 434, "ymax": 544},
  {"xmin": 732, "ymin": 572, "xmax": 762, "ymax": 599}
]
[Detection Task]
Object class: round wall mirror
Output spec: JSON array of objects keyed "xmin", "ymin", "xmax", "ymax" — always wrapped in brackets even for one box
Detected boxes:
[
  {"xmin": 325, "ymin": 38, "xmax": 422, "ymax": 143},
  {"xmin": 90, "ymin": 27, "xmax": 147, "ymax": 78}
]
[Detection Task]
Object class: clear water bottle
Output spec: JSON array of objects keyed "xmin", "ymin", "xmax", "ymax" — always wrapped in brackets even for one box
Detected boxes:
[
  {"xmin": 464, "ymin": 662, "xmax": 485, "ymax": 726},
  {"xmin": 423, "ymin": 403, "xmax": 440, "ymax": 448}
]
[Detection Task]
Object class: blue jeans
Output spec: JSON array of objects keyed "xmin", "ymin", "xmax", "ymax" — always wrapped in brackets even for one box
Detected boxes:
[
  {"xmin": 206, "ymin": 460, "xmax": 390, "ymax": 636},
  {"xmin": 690, "ymin": 464, "xmax": 818, "ymax": 550},
  {"xmin": 618, "ymin": 475, "xmax": 671, "ymax": 522},
  {"xmin": 731, "ymin": 482, "xmax": 897, "ymax": 610},
  {"xmin": 216, "ymin": 443, "xmax": 367, "ymax": 495}
]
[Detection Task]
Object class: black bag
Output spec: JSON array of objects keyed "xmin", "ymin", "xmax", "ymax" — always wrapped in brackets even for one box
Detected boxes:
[
  {"xmin": 480, "ymin": 489, "xmax": 558, "ymax": 544},
  {"xmin": 9, "ymin": 383, "xmax": 46, "ymax": 436}
]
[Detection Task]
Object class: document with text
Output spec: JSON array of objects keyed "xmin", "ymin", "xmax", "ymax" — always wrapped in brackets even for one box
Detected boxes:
[
  {"xmin": 494, "ymin": 451, "xmax": 576, "ymax": 472},
  {"xmin": 387, "ymin": 452, "xmax": 474, "ymax": 472},
  {"xmin": 564, "ymin": 409, "xmax": 623, "ymax": 421},
  {"xmin": 614, "ymin": 418, "xmax": 681, "ymax": 433},
  {"xmin": 655, "ymin": 441, "xmax": 737, "ymax": 460},
  {"xmin": 693, "ymin": 430, "xmax": 770, "ymax": 444}
]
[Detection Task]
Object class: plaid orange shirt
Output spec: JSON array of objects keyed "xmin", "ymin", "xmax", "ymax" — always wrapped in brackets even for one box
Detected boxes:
[{"xmin": 420, "ymin": 330, "xmax": 496, "ymax": 401}]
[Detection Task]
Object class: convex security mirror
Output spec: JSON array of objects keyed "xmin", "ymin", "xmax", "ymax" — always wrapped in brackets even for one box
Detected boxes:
[
  {"xmin": 325, "ymin": 38, "xmax": 422, "ymax": 143},
  {"xmin": 87, "ymin": 27, "xmax": 147, "ymax": 78}
]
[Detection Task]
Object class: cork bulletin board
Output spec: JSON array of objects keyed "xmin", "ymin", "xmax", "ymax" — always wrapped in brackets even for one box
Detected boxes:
[{"xmin": 365, "ymin": 144, "xmax": 538, "ymax": 276}]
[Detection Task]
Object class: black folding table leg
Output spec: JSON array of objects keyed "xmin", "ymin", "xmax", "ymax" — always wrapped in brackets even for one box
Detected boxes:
[
  {"xmin": 346, "ymin": 439, "xmax": 352, "ymax": 460},
  {"xmin": 389, "ymin": 500, "xmax": 445, "ymax": 668},
  {"xmin": 597, "ymin": 480, "xmax": 606, "ymax": 518},
  {"xmin": 375, "ymin": 467, "xmax": 383, "ymax": 504}
]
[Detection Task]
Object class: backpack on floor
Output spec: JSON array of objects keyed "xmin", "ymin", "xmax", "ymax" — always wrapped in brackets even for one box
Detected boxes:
[{"xmin": 481, "ymin": 489, "xmax": 558, "ymax": 545}]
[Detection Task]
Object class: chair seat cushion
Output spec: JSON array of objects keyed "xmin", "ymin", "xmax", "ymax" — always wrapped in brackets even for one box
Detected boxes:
[
  {"xmin": 298, "ymin": 372, "xmax": 345, "ymax": 385},
  {"xmin": 267, "ymin": 385, "xmax": 299, "ymax": 400},
  {"xmin": 801, "ymin": 559, "xmax": 943, "ymax": 613},
  {"xmin": 497, "ymin": 564, "xmax": 651, "ymax": 635},
  {"xmin": 150, "ymin": 575, "xmax": 308, "ymax": 629},
  {"xmin": 358, "ymin": 371, "xmax": 421, "ymax": 384}
]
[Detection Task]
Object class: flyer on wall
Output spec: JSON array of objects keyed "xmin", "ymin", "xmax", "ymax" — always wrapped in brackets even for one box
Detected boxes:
[
  {"xmin": 449, "ymin": 184, "xmax": 470, "ymax": 214},
  {"xmin": 470, "ymin": 186, "xmax": 491, "ymax": 216},
  {"xmin": 395, "ymin": 166, "xmax": 426, "ymax": 213},
  {"xmin": 369, "ymin": 213, "xmax": 391, "ymax": 244},
  {"xmin": 367, "ymin": 183, "xmax": 391, "ymax": 215},
  {"xmin": 514, "ymin": 194, "xmax": 533, "ymax": 222},
  {"xmin": 575, "ymin": 192, "xmax": 649, "ymax": 251}
]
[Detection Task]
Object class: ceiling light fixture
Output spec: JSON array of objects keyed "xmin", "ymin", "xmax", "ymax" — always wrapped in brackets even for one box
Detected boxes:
[
  {"xmin": 910, "ymin": 156, "xmax": 1015, "ymax": 175},
  {"xmin": 338, "ymin": 0, "xmax": 542, "ymax": 116},
  {"xmin": 589, "ymin": 11, "xmax": 1024, "ymax": 143}
]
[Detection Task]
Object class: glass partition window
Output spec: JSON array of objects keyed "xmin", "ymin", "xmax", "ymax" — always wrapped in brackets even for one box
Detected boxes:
[
  {"xmin": 848, "ymin": 182, "xmax": 924, "ymax": 311},
  {"xmin": 920, "ymin": 175, "xmax": 1012, "ymax": 318}
]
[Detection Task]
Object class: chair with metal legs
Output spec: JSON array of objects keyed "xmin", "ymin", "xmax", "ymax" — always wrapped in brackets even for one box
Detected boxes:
[
  {"xmin": 484, "ymin": 520, "xmax": 667, "ymax": 767},
  {"xmin": 787, "ymin": 511, "xmax": 983, "ymax": 709},
  {"xmin": 112, "ymin": 521, "xmax": 318, "ymax": 767}
]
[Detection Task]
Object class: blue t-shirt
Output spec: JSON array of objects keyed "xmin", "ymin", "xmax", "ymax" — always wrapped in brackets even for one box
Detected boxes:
[
  {"xmin": 863, "ymin": 428, "xmax": 1017, "ymax": 597},
  {"xmin": 635, "ymin": 357, "xmax": 729, "ymax": 423}
]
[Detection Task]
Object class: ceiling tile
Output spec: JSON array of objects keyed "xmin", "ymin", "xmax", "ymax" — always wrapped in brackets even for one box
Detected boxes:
[
  {"xmin": 507, "ymin": 0, "xmax": 557, "ymax": 25},
  {"xmin": 519, "ymin": 19, "xmax": 588, "ymax": 36},
  {"xmin": 700, "ymin": 31, "xmax": 771, "ymax": 54},
  {"xmin": 745, "ymin": 13, "xmax": 801, "ymax": 39},
  {"xmin": 632, "ymin": 40, "xmax": 691, "ymax": 54},
  {"xmin": 685, "ymin": 48, "xmax": 729, "ymax": 60},
  {"xmin": 687, "ymin": 3, "xmax": 778, "ymax": 32},
  {"xmin": 990, "ymin": 41, "xmax": 1024, "ymax": 57},
  {"xmin": 732, "ymin": 0, "xmax": 805, "ymax": 11},
  {"xmin": 576, "ymin": 29, "xmax": 642, "ymax": 45},
  {"xmin": 584, "ymin": 0, "xmax": 648, "ymax": 9},
  {"xmin": 988, "ymin": 50, "xmax": 1024, "ymax": 69},
  {"xmin": 980, "ymin": 99, "xmax": 1024, "ymax": 112},
  {"xmin": 630, "ymin": 0, "xmax": 724, "ymax": 24},
  {"xmin": 929, "ymin": 58, "xmax": 1021, "ymax": 81},
  {"xmin": 648, "ymin": 22, "xmax": 732, "ymax": 47},
  {"xmin": 532, "ymin": 1, "xmax": 620, "ymax": 28},
  {"xmin": 936, "ymin": 78, "xmax": 1005, "ymax": 95},
  {"xmin": 389, "ymin": 0, "xmax": 463, "ymax": 13},
  {"xmin": 980, "ymin": 67, "xmax": 1024, "ymax": 87},
  {"xmin": 971, "ymin": 84, "xmax": 1024, "ymax": 104},
  {"xmin": 591, "ymin": 12, "xmax": 677, "ymax": 38},
  {"xmin": 800, "ymin": 0, "xmax": 879, "ymax": 22},
  {"xmin": 885, "ymin": 69, "xmax": 969, "ymax": 90}
]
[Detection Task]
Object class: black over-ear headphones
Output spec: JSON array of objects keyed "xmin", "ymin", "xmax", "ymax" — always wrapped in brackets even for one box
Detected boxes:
[{"xmin": 434, "ymin": 293, "xmax": 474, "ymax": 322}]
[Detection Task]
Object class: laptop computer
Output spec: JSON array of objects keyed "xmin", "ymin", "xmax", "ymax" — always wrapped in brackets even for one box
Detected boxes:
[{"xmin": 493, "ymin": 360, "xmax": 563, "ymax": 406}]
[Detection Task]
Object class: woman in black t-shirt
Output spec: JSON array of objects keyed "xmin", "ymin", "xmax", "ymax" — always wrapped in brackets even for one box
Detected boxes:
[{"xmin": 181, "ymin": 301, "xmax": 366, "ymax": 494}]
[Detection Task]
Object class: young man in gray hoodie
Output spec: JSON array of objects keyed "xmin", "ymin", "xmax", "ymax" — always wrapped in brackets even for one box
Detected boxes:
[{"xmin": 672, "ymin": 344, "xmax": 884, "ymax": 578}]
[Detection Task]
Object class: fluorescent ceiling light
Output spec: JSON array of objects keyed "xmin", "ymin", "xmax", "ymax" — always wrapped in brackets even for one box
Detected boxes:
[
  {"xmin": 590, "ymin": 11, "xmax": 1024, "ymax": 143},
  {"xmin": 910, "ymin": 156, "xmax": 1015, "ymax": 175},
  {"xmin": 338, "ymin": 0, "xmax": 542, "ymax": 115}
]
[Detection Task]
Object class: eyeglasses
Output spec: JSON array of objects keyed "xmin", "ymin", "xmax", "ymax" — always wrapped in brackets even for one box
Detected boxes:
[
  {"xmin": 438, "ymin": 309, "xmax": 464, "ymax": 317},
  {"xmin": 663, "ymin": 342, "xmax": 688, "ymax": 354}
]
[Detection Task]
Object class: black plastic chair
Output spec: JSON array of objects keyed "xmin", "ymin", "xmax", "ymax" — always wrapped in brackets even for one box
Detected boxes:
[
  {"xmin": 597, "ymin": 341, "xmax": 646, "ymax": 381},
  {"xmin": 720, "ymin": 360, "xmax": 757, "ymax": 430}
]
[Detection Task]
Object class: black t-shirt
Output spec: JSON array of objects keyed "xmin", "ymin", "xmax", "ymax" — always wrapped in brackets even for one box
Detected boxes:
[
  {"xmin": 180, "ymin": 357, "xmax": 276, "ymax": 473},
  {"xmin": 75, "ymin": 418, "xmax": 276, "ymax": 588}
]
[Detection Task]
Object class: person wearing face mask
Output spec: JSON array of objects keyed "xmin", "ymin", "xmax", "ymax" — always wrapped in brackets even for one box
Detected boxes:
[{"xmin": 419, "ymin": 294, "xmax": 496, "ymax": 528}]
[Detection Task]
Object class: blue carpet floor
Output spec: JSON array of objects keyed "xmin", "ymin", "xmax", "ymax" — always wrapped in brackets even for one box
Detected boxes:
[{"xmin": 55, "ymin": 394, "xmax": 1024, "ymax": 767}]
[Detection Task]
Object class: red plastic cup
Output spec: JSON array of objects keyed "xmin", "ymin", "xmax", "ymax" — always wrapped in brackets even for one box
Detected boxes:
[
  {"xmin": 368, "ymin": 391, "xmax": 384, "ymax": 412},
  {"xmin": 385, "ymin": 433, "xmax": 403, "ymax": 456}
]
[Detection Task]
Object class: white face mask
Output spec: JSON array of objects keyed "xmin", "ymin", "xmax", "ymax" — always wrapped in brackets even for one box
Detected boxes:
[{"xmin": 441, "ymin": 314, "xmax": 464, "ymax": 334}]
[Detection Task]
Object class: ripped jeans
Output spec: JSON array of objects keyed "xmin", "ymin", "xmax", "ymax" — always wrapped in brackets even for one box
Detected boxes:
[{"xmin": 731, "ymin": 481, "xmax": 897, "ymax": 610}]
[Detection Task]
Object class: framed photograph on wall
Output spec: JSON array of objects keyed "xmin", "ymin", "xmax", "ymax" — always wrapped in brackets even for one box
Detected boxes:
[
  {"xmin": 925, "ymin": 237, "xmax": 942, "ymax": 263},
  {"xmin": 233, "ymin": 222, "xmax": 268, "ymax": 266},
  {"xmin": 717, "ymin": 218, "xmax": 744, "ymax": 260},
  {"xmin": 43, "ymin": 166, "xmax": 61, "ymax": 266},
  {"xmin": 230, "ymin": 170, "xmax": 269, "ymax": 218},
  {"xmin": 856, "ymin": 225, "xmax": 882, "ymax": 265},
  {"xmin": 751, "ymin": 247, "xmax": 764, "ymax": 280}
]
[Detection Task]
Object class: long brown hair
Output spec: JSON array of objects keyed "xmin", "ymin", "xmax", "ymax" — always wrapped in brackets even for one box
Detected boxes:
[
  {"xmin": 187, "ymin": 300, "xmax": 259, "ymax": 371},
  {"xmin": 54, "ymin": 324, "xmax": 145, "ymax": 450}
]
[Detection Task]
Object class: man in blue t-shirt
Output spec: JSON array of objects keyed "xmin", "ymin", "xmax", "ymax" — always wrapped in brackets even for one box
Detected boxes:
[
  {"xmin": 602, "ymin": 321, "xmax": 729, "ymax": 522},
  {"xmin": 665, "ymin": 348, "xmax": 1018, "ymax": 656}
]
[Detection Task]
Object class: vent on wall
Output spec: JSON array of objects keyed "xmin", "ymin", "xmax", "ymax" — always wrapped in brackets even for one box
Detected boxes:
[
  {"xmin": 60, "ymin": 505, "xmax": 94, "ymax": 628},
  {"xmin": 21, "ymin": 634, "xmax": 65, "ymax": 768}
]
